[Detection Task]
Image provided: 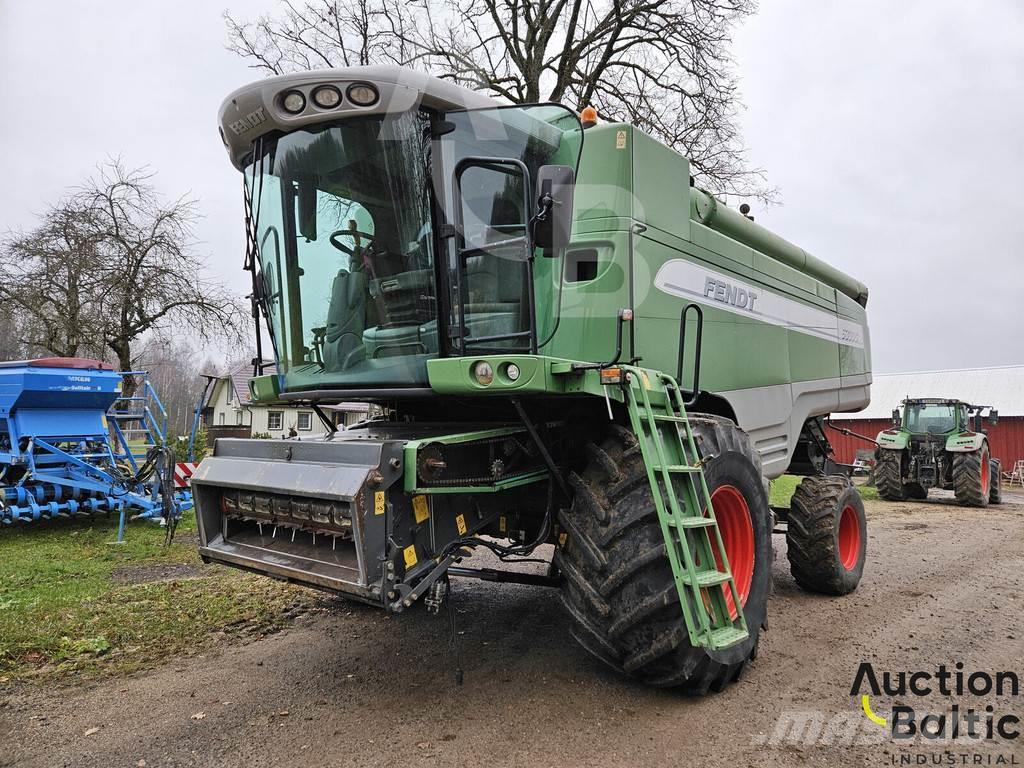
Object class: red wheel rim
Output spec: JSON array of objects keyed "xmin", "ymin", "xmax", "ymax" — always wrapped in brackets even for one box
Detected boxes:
[
  {"xmin": 981, "ymin": 451, "xmax": 990, "ymax": 495},
  {"xmin": 708, "ymin": 485, "xmax": 755, "ymax": 619},
  {"xmin": 838, "ymin": 504, "xmax": 862, "ymax": 571}
]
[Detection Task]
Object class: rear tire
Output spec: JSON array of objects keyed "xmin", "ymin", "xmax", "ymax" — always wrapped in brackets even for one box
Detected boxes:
[
  {"xmin": 989, "ymin": 459, "xmax": 1002, "ymax": 504},
  {"xmin": 786, "ymin": 477, "xmax": 867, "ymax": 595},
  {"xmin": 555, "ymin": 416, "xmax": 772, "ymax": 693},
  {"xmin": 874, "ymin": 451, "xmax": 905, "ymax": 501},
  {"xmin": 953, "ymin": 445, "xmax": 990, "ymax": 507}
]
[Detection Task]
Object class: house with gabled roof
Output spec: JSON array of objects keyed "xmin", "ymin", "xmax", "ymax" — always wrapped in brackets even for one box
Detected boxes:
[{"xmin": 202, "ymin": 362, "xmax": 371, "ymax": 438}]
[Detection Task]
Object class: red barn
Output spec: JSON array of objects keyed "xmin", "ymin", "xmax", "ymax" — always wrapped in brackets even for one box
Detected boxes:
[{"xmin": 827, "ymin": 365, "xmax": 1024, "ymax": 472}]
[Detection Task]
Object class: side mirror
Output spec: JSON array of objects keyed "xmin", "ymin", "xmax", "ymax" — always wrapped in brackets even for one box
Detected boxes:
[
  {"xmin": 532, "ymin": 165, "xmax": 575, "ymax": 253},
  {"xmin": 296, "ymin": 179, "xmax": 318, "ymax": 241},
  {"xmin": 989, "ymin": 409, "xmax": 999, "ymax": 426},
  {"xmin": 891, "ymin": 409, "xmax": 901, "ymax": 426}
]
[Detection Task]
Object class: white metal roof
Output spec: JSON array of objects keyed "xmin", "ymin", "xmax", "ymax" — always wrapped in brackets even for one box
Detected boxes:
[{"xmin": 847, "ymin": 365, "xmax": 1024, "ymax": 419}]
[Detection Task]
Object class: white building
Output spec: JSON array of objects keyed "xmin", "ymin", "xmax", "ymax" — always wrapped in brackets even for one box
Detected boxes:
[{"xmin": 203, "ymin": 363, "xmax": 371, "ymax": 437}]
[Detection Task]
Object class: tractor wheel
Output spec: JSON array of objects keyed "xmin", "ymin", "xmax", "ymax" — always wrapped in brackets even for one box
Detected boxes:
[
  {"xmin": 554, "ymin": 415, "xmax": 772, "ymax": 693},
  {"xmin": 874, "ymin": 451, "xmax": 905, "ymax": 501},
  {"xmin": 786, "ymin": 476, "xmax": 867, "ymax": 595},
  {"xmin": 953, "ymin": 444, "xmax": 990, "ymax": 507},
  {"xmin": 903, "ymin": 482, "xmax": 928, "ymax": 500},
  {"xmin": 989, "ymin": 459, "xmax": 1002, "ymax": 504}
]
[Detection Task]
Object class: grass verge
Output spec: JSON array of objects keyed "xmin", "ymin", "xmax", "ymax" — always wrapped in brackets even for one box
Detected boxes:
[
  {"xmin": 769, "ymin": 475, "xmax": 878, "ymax": 507},
  {"xmin": 0, "ymin": 512, "xmax": 316, "ymax": 683}
]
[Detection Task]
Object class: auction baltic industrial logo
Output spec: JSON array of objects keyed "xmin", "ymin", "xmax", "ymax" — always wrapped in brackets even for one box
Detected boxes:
[
  {"xmin": 854, "ymin": 662, "xmax": 1020, "ymax": 744},
  {"xmin": 753, "ymin": 661, "xmax": 1020, "ymax": 764}
]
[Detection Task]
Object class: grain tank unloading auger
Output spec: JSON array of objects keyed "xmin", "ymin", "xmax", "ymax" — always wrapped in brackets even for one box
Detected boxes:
[{"xmin": 196, "ymin": 65, "xmax": 873, "ymax": 692}]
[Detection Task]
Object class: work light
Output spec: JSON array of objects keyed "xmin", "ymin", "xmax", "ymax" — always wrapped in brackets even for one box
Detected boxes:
[
  {"xmin": 473, "ymin": 361, "xmax": 494, "ymax": 386},
  {"xmin": 312, "ymin": 85, "xmax": 342, "ymax": 109},
  {"xmin": 281, "ymin": 90, "xmax": 306, "ymax": 114},
  {"xmin": 347, "ymin": 83, "xmax": 379, "ymax": 107}
]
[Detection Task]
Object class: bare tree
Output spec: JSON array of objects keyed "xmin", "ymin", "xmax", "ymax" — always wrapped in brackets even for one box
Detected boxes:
[
  {"xmin": 0, "ymin": 203, "xmax": 108, "ymax": 359},
  {"xmin": 225, "ymin": 0, "xmax": 771, "ymax": 199},
  {"xmin": 0, "ymin": 161, "xmax": 245, "ymax": 391},
  {"xmin": 136, "ymin": 336, "xmax": 221, "ymax": 438}
]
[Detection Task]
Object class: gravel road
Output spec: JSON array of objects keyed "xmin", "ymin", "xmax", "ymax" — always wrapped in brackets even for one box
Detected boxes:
[{"xmin": 3, "ymin": 492, "xmax": 1022, "ymax": 767}]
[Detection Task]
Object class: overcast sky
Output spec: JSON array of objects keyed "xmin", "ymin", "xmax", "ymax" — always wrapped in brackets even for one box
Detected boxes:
[{"xmin": 1, "ymin": 0, "xmax": 1022, "ymax": 373}]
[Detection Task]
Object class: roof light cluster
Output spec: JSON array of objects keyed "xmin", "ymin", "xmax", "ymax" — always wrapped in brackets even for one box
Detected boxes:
[{"xmin": 279, "ymin": 83, "xmax": 380, "ymax": 116}]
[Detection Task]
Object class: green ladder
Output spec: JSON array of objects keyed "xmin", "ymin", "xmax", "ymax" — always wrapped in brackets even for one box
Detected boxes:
[{"xmin": 619, "ymin": 366, "xmax": 749, "ymax": 651}]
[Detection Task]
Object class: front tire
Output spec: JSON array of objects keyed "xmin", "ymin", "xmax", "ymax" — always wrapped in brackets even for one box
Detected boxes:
[
  {"xmin": 989, "ymin": 459, "xmax": 1002, "ymax": 504},
  {"xmin": 904, "ymin": 482, "xmax": 928, "ymax": 500},
  {"xmin": 786, "ymin": 476, "xmax": 867, "ymax": 595},
  {"xmin": 953, "ymin": 444, "xmax": 990, "ymax": 507},
  {"xmin": 555, "ymin": 416, "xmax": 772, "ymax": 693},
  {"xmin": 874, "ymin": 451, "xmax": 905, "ymax": 501}
]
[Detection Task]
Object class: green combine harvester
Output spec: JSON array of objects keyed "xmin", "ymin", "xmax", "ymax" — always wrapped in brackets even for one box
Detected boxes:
[
  {"xmin": 875, "ymin": 398, "xmax": 1002, "ymax": 506},
  {"xmin": 195, "ymin": 66, "xmax": 872, "ymax": 693}
]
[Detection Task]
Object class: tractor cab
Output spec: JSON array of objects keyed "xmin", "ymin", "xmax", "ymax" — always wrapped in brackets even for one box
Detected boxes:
[
  {"xmin": 901, "ymin": 400, "xmax": 967, "ymax": 437},
  {"xmin": 895, "ymin": 398, "xmax": 998, "ymax": 439}
]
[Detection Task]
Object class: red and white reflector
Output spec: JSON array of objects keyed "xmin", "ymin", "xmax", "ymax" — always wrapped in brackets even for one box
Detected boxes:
[{"xmin": 174, "ymin": 462, "xmax": 197, "ymax": 488}]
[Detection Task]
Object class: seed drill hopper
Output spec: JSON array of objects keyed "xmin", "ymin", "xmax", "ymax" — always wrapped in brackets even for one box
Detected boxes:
[{"xmin": 0, "ymin": 357, "xmax": 192, "ymax": 540}]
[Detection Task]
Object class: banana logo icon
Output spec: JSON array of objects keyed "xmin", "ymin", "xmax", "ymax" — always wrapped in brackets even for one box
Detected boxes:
[{"xmin": 861, "ymin": 695, "xmax": 888, "ymax": 727}]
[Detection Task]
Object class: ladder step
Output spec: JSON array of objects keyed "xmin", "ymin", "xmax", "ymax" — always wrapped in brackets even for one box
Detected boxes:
[
  {"xmin": 708, "ymin": 626, "xmax": 748, "ymax": 650},
  {"xmin": 652, "ymin": 414, "xmax": 688, "ymax": 423},
  {"xmin": 667, "ymin": 516, "xmax": 715, "ymax": 529},
  {"xmin": 653, "ymin": 464, "xmax": 702, "ymax": 473},
  {"xmin": 680, "ymin": 570, "xmax": 731, "ymax": 587}
]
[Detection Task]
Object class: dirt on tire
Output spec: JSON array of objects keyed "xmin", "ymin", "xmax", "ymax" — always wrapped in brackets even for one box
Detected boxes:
[
  {"xmin": 554, "ymin": 416, "xmax": 771, "ymax": 693},
  {"xmin": 953, "ymin": 445, "xmax": 990, "ymax": 507}
]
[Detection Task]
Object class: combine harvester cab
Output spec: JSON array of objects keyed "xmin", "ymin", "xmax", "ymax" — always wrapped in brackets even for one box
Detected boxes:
[
  {"xmin": 0, "ymin": 357, "xmax": 191, "ymax": 540},
  {"xmin": 196, "ymin": 65, "xmax": 872, "ymax": 692}
]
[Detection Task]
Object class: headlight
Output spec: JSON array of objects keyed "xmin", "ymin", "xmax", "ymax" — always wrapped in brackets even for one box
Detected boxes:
[
  {"xmin": 347, "ymin": 83, "xmax": 379, "ymax": 107},
  {"xmin": 312, "ymin": 85, "xmax": 342, "ymax": 109},
  {"xmin": 505, "ymin": 363, "xmax": 521, "ymax": 382},
  {"xmin": 473, "ymin": 361, "xmax": 494, "ymax": 386},
  {"xmin": 281, "ymin": 90, "xmax": 306, "ymax": 114}
]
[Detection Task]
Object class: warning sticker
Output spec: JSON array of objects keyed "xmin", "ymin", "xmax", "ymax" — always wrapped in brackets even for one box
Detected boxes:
[
  {"xmin": 413, "ymin": 495, "xmax": 430, "ymax": 524},
  {"xmin": 559, "ymin": 532, "xmax": 568, "ymax": 547},
  {"xmin": 403, "ymin": 545, "xmax": 418, "ymax": 568},
  {"xmin": 374, "ymin": 491, "xmax": 385, "ymax": 515},
  {"xmin": 616, "ymin": 129, "xmax": 627, "ymax": 150},
  {"xmin": 499, "ymin": 515, "xmax": 507, "ymax": 533},
  {"xmin": 456, "ymin": 513, "xmax": 467, "ymax": 536}
]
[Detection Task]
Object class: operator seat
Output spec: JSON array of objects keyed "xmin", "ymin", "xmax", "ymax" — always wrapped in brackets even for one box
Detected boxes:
[{"xmin": 322, "ymin": 267, "xmax": 368, "ymax": 371}]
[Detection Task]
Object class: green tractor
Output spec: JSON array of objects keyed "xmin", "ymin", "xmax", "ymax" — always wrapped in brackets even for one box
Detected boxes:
[
  {"xmin": 875, "ymin": 399, "xmax": 1001, "ymax": 506},
  {"xmin": 194, "ymin": 66, "xmax": 873, "ymax": 693}
]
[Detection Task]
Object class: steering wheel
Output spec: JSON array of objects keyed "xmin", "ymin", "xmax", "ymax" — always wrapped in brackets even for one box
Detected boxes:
[{"xmin": 329, "ymin": 228, "xmax": 377, "ymax": 257}]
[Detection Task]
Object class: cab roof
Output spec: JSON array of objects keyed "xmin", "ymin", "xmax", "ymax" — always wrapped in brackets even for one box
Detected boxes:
[{"xmin": 218, "ymin": 65, "xmax": 496, "ymax": 170}]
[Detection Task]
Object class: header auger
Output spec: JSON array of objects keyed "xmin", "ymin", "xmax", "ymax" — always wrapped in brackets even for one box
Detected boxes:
[{"xmin": 195, "ymin": 65, "xmax": 872, "ymax": 692}]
